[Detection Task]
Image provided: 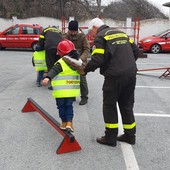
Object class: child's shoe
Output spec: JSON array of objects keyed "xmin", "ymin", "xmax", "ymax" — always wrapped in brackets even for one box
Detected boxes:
[
  {"xmin": 60, "ymin": 122, "xmax": 67, "ymax": 130},
  {"xmin": 66, "ymin": 122, "xmax": 74, "ymax": 132}
]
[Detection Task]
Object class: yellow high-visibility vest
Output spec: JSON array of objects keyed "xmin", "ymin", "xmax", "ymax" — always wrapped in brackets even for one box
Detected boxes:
[
  {"xmin": 33, "ymin": 50, "xmax": 47, "ymax": 71},
  {"xmin": 51, "ymin": 58, "xmax": 80, "ymax": 98}
]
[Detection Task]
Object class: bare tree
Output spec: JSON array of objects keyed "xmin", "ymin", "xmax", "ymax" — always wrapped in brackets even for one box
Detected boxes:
[
  {"xmin": 96, "ymin": 0, "xmax": 101, "ymax": 16},
  {"xmin": 0, "ymin": 0, "xmax": 167, "ymax": 20},
  {"xmin": 102, "ymin": 0, "xmax": 167, "ymax": 20}
]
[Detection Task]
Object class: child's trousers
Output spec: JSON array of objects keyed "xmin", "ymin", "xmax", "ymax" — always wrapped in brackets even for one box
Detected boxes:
[
  {"xmin": 36, "ymin": 70, "xmax": 44, "ymax": 85},
  {"xmin": 55, "ymin": 98, "xmax": 74, "ymax": 122}
]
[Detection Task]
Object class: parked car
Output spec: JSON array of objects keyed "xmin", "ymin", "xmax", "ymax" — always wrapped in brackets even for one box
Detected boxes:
[
  {"xmin": 138, "ymin": 29, "xmax": 170, "ymax": 53},
  {"xmin": 79, "ymin": 27, "xmax": 94, "ymax": 51},
  {"xmin": 0, "ymin": 23, "xmax": 43, "ymax": 51}
]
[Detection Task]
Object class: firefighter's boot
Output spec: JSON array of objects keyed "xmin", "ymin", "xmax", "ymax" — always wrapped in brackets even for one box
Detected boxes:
[
  {"xmin": 66, "ymin": 122, "xmax": 74, "ymax": 132},
  {"xmin": 117, "ymin": 134, "xmax": 136, "ymax": 145},
  {"xmin": 96, "ymin": 136, "xmax": 117, "ymax": 147}
]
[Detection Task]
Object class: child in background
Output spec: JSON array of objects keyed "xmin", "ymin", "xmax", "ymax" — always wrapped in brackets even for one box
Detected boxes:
[
  {"xmin": 32, "ymin": 46, "xmax": 47, "ymax": 87},
  {"xmin": 42, "ymin": 39, "xmax": 82, "ymax": 132}
]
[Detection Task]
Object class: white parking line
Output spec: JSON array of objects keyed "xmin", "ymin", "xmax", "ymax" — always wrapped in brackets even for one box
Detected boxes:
[
  {"xmin": 117, "ymin": 101, "xmax": 170, "ymax": 170},
  {"xmin": 136, "ymin": 86, "xmax": 170, "ymax": 89},
  {"xmin": 135, "ymin": 113, "xmax": 170, "ymax": 117},
  {"xmin": 120, "ymin": 143, "xmax": 139, "ymax": 170},
  {"xmin": 118, "ymin": 105, "xmax": 139, "ymax": 170},
  {"xmin": 137, "ymin": 63, "xmax": 170, "ymax": 65}
]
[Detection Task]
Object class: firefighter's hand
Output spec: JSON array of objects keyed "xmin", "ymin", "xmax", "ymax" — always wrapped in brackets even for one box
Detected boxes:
[{"xmin": 42, "ymin": 78, "xmax": 50, "ymax": 86}]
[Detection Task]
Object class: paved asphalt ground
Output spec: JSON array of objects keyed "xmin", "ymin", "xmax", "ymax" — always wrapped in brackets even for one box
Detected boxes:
[{"xmin": 0, "ymin": 50, "xmax": 170, "ymax": 170}]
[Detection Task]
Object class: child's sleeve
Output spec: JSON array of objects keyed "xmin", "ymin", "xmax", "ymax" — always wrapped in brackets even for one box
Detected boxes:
[
  {"xmin": 32, "ymin": 54, "xmax": 35, "ymax": 67},
  {"xmin": 46, "ymin": 62, "xmax": 63, "ymax": 80}
]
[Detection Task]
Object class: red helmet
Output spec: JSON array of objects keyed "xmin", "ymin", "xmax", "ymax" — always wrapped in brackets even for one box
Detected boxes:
[{"xmin": 57, "ymin": 39, "xmax": 76, "ymax": 57}]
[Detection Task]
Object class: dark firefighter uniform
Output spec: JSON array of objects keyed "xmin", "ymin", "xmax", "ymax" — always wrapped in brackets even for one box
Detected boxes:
[
  {"xmin": 84, "ymin": 25, "xmax": 140, "ymax": 141},
  {"xmin": 38, "ymin": 26, "xmax": 62, "ymax": 71}
]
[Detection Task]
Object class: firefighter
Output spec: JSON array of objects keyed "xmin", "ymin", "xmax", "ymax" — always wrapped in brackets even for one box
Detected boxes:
[
  {"xmin": 42, "ymin": 40, "xmax": 82, "ymax": 132},
  {"xmin": 63, "ymin": 20, "xmax": 90, "ymax": 105},
  {"xmin": 38, "ymin": 26, "xmax": 62, "ymax": 90},
  {"xmin": 80, "ymin": 18, "xmax": 141, "ymax": 146}
]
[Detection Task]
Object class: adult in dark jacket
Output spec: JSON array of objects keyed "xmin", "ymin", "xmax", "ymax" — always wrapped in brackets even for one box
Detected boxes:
[
  {"xmin": 38, "ymin": 26, "xmax": 62, "ymax": 90},
  {"xmin": 38, "ymin": 26, "xmax": 62, "ymax": 71},
  {"xmin": 82, "ymin": 18, "xmax": 141, "ymax": 147},
  {"xmin": 63, "ymin": 20, "xmax": 90, "ymax": 105}
]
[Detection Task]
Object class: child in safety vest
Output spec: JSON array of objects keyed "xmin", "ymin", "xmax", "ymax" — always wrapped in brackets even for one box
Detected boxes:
[
  {"xmin": 42, "ymin": 39, "xmax": 82, "ymax": 132},
  {"xmin": 32, "ymin": 47, "xmax": 47, "ymax": 87}
]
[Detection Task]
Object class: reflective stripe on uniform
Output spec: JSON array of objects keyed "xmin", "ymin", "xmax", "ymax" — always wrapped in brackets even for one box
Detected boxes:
[
  {"xmin": 40, "ymin": 35, "xmax": 44, "ymax": 39},
  {"xmin": 34, "ymin": 60, "xmax": 46, "ymax": 63},
  {"xmin": 112, "ymin": 40, "xmax": 128, "ymax": 45},
  {"xmin": 104, "ymin": 33, "xmax": 128, "ymax": 40},
  {"xmin": 52, "ymin": 75, "xmax": 79, "ymax": 80},
  {"xmin": 123, "ymin": 122, "xmax": 136, "ymax": 129},
  {"xmin": 52, "ymin": 89, "xmax": 80, "ymax": 98},
  {"xmin": 44, "ymin": 27, "xmax": 61, "ymax": 33},
  {"xmin": 35, "ymin": 64, "xmax": 47, "ymax": 68},
  {"xmin": 35, "ymin": 63, "xmax": 46, "ymax": 66},
  {"xmin": 92, "ymin": 48, "xmax": 105, "ymax": 55},
  {"xmin": 129, "ymin": 38, "xmax": 134, "ymax": 44},
  {"xmin": 105, "ymin": 123, "xmax": 118, "ymax": 129},
  {"xmin": 52, "ymin": 79, "xmax": 80, "ymax": 86},
  {"xmin": 53, "ymin": 85, "xmax": 80, "ymax": 90}
]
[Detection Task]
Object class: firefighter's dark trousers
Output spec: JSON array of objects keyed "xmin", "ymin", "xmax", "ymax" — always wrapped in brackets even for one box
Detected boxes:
[
  {"xmin": 80, "ymin": 75, "xmax": 89, "ymax": 99},
  {"xmin": 102, "ymin": 75, "xmax": 136, "ymax": 139}
]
